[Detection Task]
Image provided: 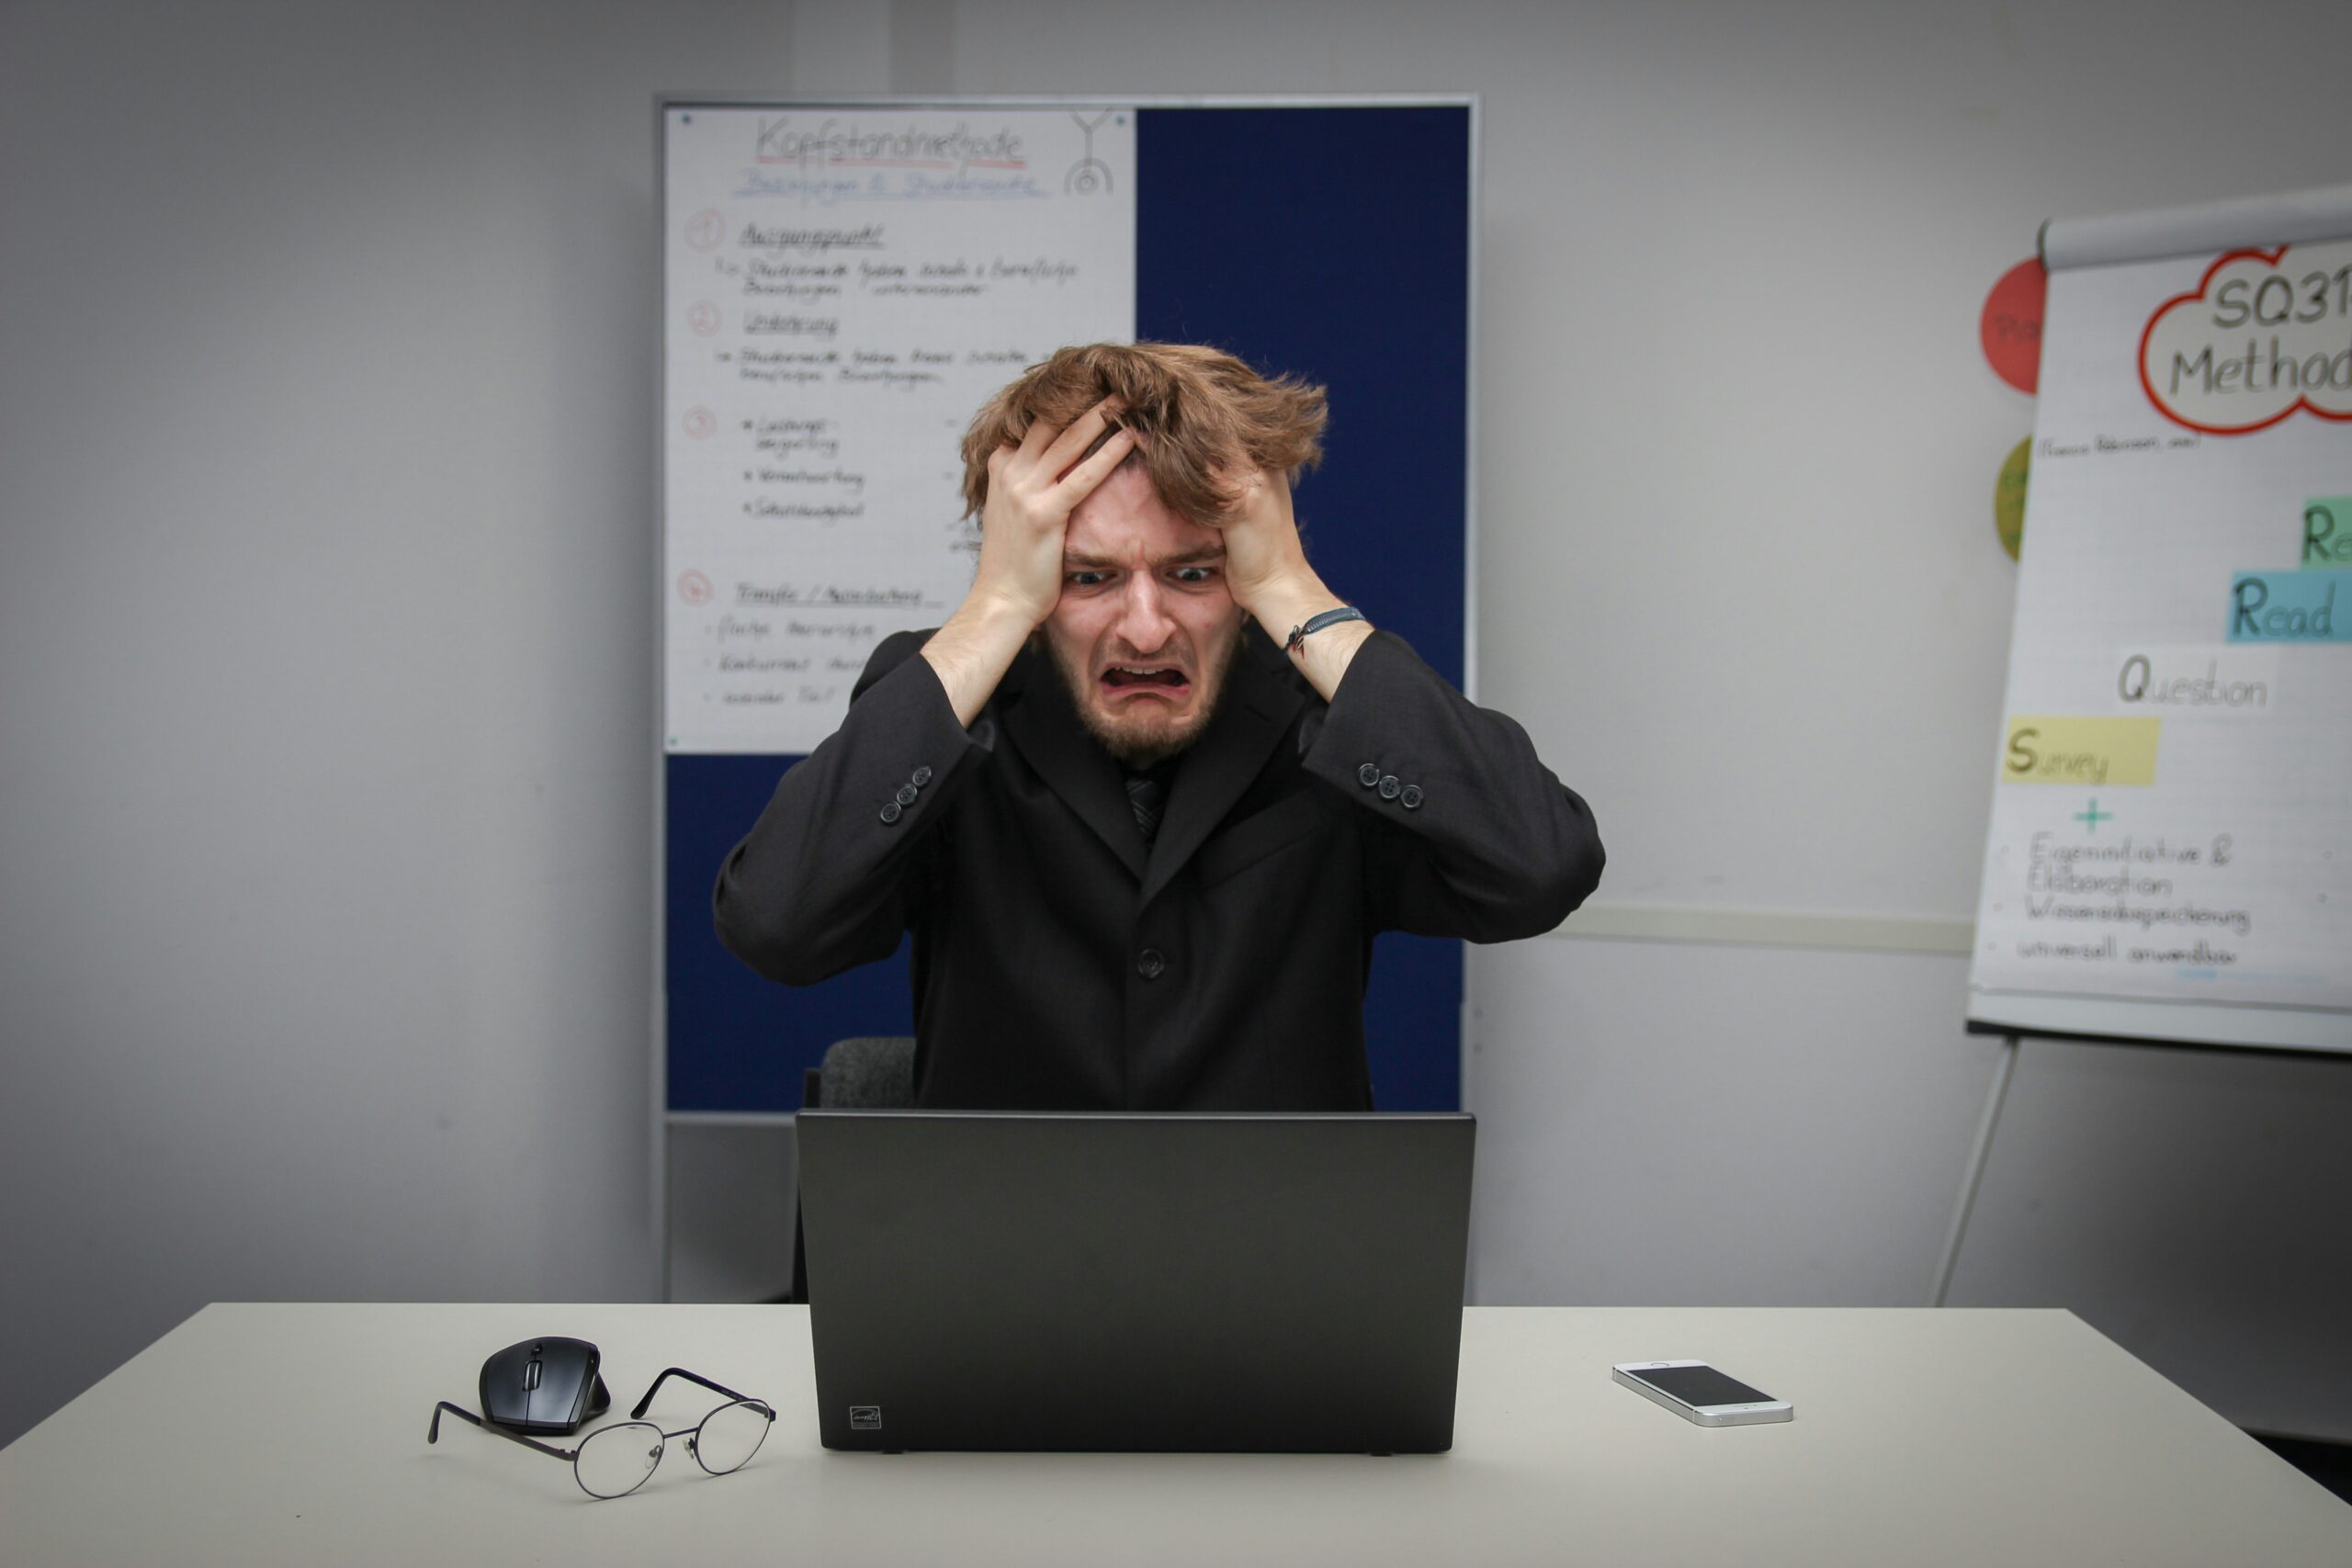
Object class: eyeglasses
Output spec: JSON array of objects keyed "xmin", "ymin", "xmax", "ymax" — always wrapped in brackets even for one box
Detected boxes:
[{"xmin": 431, "ymin": 1367, "xmax": 775, "ymax": 1499}]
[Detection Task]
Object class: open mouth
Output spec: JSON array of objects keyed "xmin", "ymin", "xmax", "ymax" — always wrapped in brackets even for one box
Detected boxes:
[{"xmin": 1099, "ymin": 664, "xmax": 1192, "ymax": 701}]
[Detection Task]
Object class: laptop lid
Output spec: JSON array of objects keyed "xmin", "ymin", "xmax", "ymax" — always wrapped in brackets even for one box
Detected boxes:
[{"xmin": 796, "ymin": 1111, "xmax": 1475, "ymax": 1454}]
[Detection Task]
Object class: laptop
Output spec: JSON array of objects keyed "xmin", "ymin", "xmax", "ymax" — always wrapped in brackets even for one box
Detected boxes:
[{"xmin": 795, "ymin": 1110, "xmax": 1476, "ymax": 1453}]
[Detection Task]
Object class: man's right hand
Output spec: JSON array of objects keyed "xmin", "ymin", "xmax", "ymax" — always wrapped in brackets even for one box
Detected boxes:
[
  {"xmin": 970, "ymin": 398, "xmax": 1135, "ymax": 627},
  {"xmin": 921, "ymin": 399, "xmax": 1135, "ymax": 727}
]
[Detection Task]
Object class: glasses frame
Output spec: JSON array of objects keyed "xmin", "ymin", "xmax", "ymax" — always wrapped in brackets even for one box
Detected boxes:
[{"xmin": 429, "ymin": 1366, "xmax": 776, "ymax": 1499}]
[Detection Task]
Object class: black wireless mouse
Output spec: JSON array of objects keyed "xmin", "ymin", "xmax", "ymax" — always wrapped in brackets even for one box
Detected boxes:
[{"xmin": 478, "ymin": 1337, "xmax": 611, "ymax": 1435}]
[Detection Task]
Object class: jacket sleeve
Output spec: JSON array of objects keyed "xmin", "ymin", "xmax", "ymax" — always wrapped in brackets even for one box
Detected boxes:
[
  {"xmin": 1300, "ymin": 630, "xmax": 1603, "ymax": 942},
  {"xmin": 712, "ymin": 630, "xmax": 989, "ymax": 986}
]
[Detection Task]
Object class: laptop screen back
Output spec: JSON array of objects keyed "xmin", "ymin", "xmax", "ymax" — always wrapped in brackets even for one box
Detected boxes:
[{"xmin": 797, "ymin": 1111, "xmax": 1475, "ymax": 1453}]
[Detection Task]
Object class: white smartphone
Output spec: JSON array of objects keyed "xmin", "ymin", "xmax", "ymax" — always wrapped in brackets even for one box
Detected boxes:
[{"xmin": 1611, "ymin": 1360, "xmax": 1792, "ymax": 1427}]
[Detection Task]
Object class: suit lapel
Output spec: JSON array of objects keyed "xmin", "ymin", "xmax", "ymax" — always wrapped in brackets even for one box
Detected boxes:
[
  {"xmin": 1002, "ymin": 648, "xmax": 1149, "ymax": 882},
  {"xmin": 1139, "ymin": 633, "xmax": 1305, "ymax": 907}
]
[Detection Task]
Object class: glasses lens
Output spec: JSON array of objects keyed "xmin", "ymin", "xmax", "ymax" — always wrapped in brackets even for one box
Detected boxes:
[
  {"xmin": 573, "ymin": 1423, "xmax": 664, "ymax": 1499},
  {"xmin": 692, "ymin": 1400, "xmax": 774, "ymax": 1475}
]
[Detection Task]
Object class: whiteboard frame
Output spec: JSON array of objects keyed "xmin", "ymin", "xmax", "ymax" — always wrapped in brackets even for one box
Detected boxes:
[
  {"xmin": 651, "ymin": 93, "xmax": 1483, "ymax": 1297},
  {"xmin": 1967, "ymin": 992, "xmax": 2351, "ymax": 1055},
  {"xmin": 2040, "ymin": 179, "xmax": 2352, "ymax": 271}
]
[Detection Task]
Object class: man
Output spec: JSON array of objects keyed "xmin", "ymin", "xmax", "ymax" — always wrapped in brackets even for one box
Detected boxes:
[{"xmin": 715, "ymin": 343, "xmax": 1601, "ymax": 1109}]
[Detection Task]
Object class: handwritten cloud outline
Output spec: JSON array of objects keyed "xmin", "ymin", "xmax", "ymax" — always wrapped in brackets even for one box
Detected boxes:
[{"xmin": 2138, "ymin": 244, "xmax": 2352, "ymax": 436}]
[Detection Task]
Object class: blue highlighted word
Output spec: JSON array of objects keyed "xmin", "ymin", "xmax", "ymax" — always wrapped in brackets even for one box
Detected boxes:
[{"xmin": 2229, "ymin": 571, "xmax": 2344, "ymax": 642}]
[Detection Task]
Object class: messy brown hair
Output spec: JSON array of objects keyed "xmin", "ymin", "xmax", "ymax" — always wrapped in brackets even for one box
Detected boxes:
[{"xmin": 960, "ymin": 343, "xmax": 1327, "ymax": 524}]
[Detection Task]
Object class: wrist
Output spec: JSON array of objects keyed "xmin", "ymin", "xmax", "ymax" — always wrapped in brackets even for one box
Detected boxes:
[
  {"xmin": 1281, "ymin": 612, "xmax": 1373, "ymax": 703},
  {"xmin": 1283, "ymin": 604, "xmax": 1369, "ymax": 654},
  {"xmin": 924, "ymin": 592, "xmax": 1038, "ymax": 728},
  {"xmin": 1244, "ymin": 573, "xmax": 1342, "ymax": 645},
  {"xmin": 961, "ymin": 584, "xmax": 1052, "ymax": 641}
]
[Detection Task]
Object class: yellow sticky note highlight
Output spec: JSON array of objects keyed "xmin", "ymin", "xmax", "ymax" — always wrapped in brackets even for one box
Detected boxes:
[{"xmin": 2000, "ymin": 716, "xmax": 2159, "ymax": 786}]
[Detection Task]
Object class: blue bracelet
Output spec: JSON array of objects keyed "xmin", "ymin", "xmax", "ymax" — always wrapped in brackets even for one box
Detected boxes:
[{"xmin": 1283, "ymin": 605, "xmax": 1368, "ymax": 654}]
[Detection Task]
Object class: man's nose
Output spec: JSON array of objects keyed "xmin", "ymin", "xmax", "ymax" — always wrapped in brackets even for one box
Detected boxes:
[{"xmin": 1113, "ymin": 574, "xmax": 1174, "ymax": 652}]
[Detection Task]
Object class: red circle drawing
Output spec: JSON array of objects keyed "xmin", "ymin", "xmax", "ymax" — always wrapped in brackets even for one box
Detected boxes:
[
  {"xmin": 677, "ymin": 570, "xmax": 714, "ymax": 606},
  {"xmin": 682, "ymin": 406, "xmax": 716, "ymax": 439},
  {"xmin": 685, "ymin": 209, "xmax": 725, "ymax": 252},
  {"xmin": 688, "ymin": 302, "xmax": 721, "ymax": 337},
  {"xmin": 1980, "ymin": 257, "xmax": 2046, "ymax": 393}
]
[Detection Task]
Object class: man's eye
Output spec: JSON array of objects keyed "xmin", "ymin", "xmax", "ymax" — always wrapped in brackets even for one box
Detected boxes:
[
  {"xmin": 1171, "ymin": 567, "xmax": 1216, "ymax": 584},
  {"xmin": 1067, "ymin": 570, "xmax": 1108, "ymax": 587}
]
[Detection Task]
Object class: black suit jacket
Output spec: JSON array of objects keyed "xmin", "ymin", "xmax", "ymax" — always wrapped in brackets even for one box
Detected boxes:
[{"xmin": 714, "ymin": 624, "xmax": 1602, "ymax": 1109}]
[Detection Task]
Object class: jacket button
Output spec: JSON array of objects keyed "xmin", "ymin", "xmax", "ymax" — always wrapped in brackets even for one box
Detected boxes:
[
  {"xmin": 1378, "ymin": 774, "xmax": 1401, "ymax": 800},
  {"xmin": 879, "ymin": 801, "xmax": 903, "ymax": 825},
  {"xmin": 1400, "ymin": 784, "xmax": 1424, "ymax": 809},
  {"xmin": 1358, "ymin": 762, "xmax": 1381, "ymax": 788},
  {"xmin": 894, "ymin": 784, "xmax": 919, "ymax": 807},
  {"xmin": 911, "ymin": 765, "xmax": 933, "ymax": 786},
  {"xmin": 1136, "ymin": 949, "xmax": 1167, "ymax": 980}
]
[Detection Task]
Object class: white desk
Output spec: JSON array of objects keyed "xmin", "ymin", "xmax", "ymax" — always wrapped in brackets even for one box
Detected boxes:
[{"xmin": 3, "ymin": 1303, "xmax": 2346, "ymax": 1565}]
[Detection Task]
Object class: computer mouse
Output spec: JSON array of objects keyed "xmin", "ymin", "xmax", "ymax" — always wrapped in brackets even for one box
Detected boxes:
[{"xmin": 478, "ymin": 1337, "xmax": 611, "ymax": 1435}]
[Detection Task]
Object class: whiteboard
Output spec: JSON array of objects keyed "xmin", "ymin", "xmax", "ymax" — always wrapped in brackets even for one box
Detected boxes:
[
  {"xmin": 656, "ymin": 98, "xmax": 1479, "ymax": 1114},
  {"xmin": 1967, "ymin": 183, "xmax": 2352, "ymax": 1054},
  {"xmin": 662, "ymin": 104, "xmax": 1136, "ymax": 753}
]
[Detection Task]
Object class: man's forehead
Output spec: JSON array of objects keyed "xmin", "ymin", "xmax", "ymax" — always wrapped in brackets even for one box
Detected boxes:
[
  {"xmin": 1063, "ymin": 467, "xmax": 1224, "ymax": 562},
  {"xmin": 1061, "ymin": 534, "xmax": 1226, "ymax": 568}
]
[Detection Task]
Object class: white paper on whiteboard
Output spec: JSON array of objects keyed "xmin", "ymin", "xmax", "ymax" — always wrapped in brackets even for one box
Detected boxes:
[{"xmin": 662, "ymin": 105, "xmax": 1136, "ymax": 753}]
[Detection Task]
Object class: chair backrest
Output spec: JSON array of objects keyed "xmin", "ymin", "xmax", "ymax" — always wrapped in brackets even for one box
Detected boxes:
[
  {"xmin": 809, "ymin": 1035, "xmax": 916, "ymax": 1110},
  {"xmin": 792, "ymin": 1035, "xmax": 917, "ymax": 1304}
]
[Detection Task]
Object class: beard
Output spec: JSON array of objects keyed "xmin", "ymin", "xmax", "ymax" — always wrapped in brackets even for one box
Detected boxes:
[{"xmin": 1047, "ymin": 619, "xmax": 1245, "ymax": 768}]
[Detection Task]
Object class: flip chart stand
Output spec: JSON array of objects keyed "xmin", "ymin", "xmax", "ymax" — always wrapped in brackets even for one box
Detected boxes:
[{"xmin": 1933, "ymin": 1032, "xmax": 2022, "ymax": 1307}]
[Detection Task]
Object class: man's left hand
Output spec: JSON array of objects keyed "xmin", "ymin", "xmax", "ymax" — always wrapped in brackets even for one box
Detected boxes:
[
  {"xmin": 1214, "ymin": 468, "xmax": 1372, "ymax": 699},
  {"xmin": 1216, "ymin": 468, "xmax": 1319, "ymax": 622}
]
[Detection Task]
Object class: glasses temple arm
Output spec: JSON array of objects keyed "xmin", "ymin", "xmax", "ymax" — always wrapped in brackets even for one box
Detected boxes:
[
  {"xmin": 628, "ymin": 1366, "xmax": 760, "ymax": 1420},
  {"xmin": 428, "ymin": 1401, "xmax": 578, "ymax": 1461}
]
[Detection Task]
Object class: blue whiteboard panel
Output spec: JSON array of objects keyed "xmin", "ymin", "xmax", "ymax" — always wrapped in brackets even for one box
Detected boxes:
[
  {"xmin": 1136, "ymin": 106, "xmax": 1470, "ymax": 1114},
  {"xmin": 664, "ymin": 753, "xmax": 912, "ymax": 1112},
  {"xmin": 664, "ymin": 102, "xmax": 1471, "ymax": 1113}
]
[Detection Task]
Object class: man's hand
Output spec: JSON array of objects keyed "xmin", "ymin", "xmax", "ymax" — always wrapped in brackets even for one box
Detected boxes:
[
  {"xmin": 1215, "ymin": 468, "xmax": 1373, "ymax": 701},
  {"xmin": 922, "ymin": 400, "xmax": 1135, "ymax": 727},
  {"xmin": 971, "ymin": 399, "xmax": 1135, "ymax": 627},
  {"xmin": 1216, "ymin": 468, "xmax": 1317, "ymax": 622}
]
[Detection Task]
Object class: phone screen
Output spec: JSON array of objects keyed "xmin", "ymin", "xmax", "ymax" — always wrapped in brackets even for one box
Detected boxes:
[{"xmin": 1626, "ymin": 1364, "xmax": 1774, "ymax": 1407}]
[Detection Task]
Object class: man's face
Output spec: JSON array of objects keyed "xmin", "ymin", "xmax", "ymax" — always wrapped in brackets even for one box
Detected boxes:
[{"xmin": 1043, "ymin": 460, "xmax": 1247, "ymax": 766}]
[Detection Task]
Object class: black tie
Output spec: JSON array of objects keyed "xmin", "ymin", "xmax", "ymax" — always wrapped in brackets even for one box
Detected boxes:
[{"xmin": 1125, "ymin": 773, "xmax": 1166, "ymax": 843}]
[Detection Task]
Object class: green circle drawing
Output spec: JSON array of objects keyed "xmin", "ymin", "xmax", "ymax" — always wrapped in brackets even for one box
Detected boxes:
[{"xmin": 1995, "ymin": 437, "xmax": 2030, "ymax": 559}]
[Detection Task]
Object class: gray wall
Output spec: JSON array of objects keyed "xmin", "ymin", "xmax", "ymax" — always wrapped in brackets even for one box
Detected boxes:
[
  {"xmin": 0, "ymin": 0, "xmax": 791, "ymax": 1446},
  {"xmin": 5, "ymin": 0, "xmax": 2349, "ymax": 1451}
]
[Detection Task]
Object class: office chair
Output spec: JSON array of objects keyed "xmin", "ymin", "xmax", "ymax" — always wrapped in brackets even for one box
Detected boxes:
[
  {"xmin": 789, "ymin": 1036, "xmax": 915, "ymax": 1303},
  {"xmin": 801, "ymin": 1035, "xmax": 917, "ymax": 1111}
]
